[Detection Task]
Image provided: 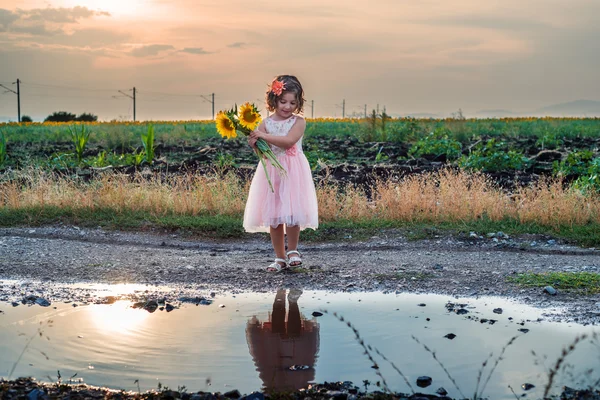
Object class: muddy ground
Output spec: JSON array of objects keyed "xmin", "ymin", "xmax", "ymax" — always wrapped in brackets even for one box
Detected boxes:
[
  {"xmin": 0, "ymin": 226, "xmax": 598, "ymax": 324},
  {"xmin": 5, "ymin": 134, "xmax": 600, "ymax": 190}
]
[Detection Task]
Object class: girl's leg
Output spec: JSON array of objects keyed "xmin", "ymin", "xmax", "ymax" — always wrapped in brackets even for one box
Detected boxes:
[
  {"xmin": 270, "ymin": 224, "xmax": 287, "ymax": 267},
  {"xmin": 272, "ymin": 289, "xmax": 287, "ymax": 335},
  {"xmin": 287, "ymin": 293, "xmax": 301, "ymax": 337},
  {"xmin": 286, "ymin": 225, "xmax": 300, "ymax": 252}
]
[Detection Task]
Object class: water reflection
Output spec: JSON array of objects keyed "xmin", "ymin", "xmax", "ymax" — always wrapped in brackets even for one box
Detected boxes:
[
  {"xmin": 246, "ymin": 288, "xmax": 320, "ymax": 391},
  {"xmin": 89, "ymin": 301, "xmax": 150, "ymax": 333}
]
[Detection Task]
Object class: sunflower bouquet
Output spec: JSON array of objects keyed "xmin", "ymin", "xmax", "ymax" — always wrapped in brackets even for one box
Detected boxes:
[{"xmin": 216, "ymin": 102, "xmax": 285, "ymax": 192}]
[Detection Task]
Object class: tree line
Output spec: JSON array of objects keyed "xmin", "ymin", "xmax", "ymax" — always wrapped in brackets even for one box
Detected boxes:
[{"xmin": 19, "ymin": 111, "xmax": 98, "ymax": 123}]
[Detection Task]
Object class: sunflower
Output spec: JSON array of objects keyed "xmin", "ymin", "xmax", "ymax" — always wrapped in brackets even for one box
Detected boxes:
[
  {"xmin": 238, "ymin": 102, "xmax": 262, "ymax": 131},
  {"xmin": 216, "ymin": 111, "xmax": 236, "ymax": 139}
]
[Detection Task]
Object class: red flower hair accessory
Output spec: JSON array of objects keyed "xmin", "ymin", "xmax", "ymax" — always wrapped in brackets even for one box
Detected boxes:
[{"xmin": 270, "ymin": 79, "xmax": 285, "ymax": 96}]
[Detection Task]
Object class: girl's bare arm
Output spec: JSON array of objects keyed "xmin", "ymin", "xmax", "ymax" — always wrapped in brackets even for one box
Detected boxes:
[{"xmin": 249, "ymin": 117, "xmax": 306, "ymax": 150}]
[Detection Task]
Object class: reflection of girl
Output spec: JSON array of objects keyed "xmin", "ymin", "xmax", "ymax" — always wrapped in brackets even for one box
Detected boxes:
[{"xmin": 246, "ymin": 289, "xmax": 320, "ymax": 391}]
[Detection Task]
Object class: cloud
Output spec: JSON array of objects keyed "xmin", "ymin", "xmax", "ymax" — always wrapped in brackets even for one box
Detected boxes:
[
  {"xmin": 0, "ymin": 9, "xmax": 19, "ymax": 30},
  {"xmin": 21, "ymin": 6, "xmax": 110, "ymax": 23},
  {"xmin": 130, "ymin": 44, "xmax": 175, "ymax": 57},
  {"xmin": 9, "ymin": 22, "xmax": 60, "ymax": 36},
  {"xmin": 53, "ymin": 28, "xmax": 131, "ymax": 47},
  {"xmin": 0, "ymin": 6, "xmax": 109, "ymax": 36},
  {"xmin": 227, "ymin": 42, "xmax": 247, "ymax": 48},
  {"xmin": 180, "ymin": 47, "xmax": 210, "ymax": 54}
]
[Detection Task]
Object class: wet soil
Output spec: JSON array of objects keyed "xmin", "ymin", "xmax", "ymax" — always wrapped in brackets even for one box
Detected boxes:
[
  {"xmin": 5, "ymin": 135, "xmax": 600, "ymax": 189},
  {"xmin": 2, "ymin": 377, "xmax": 599, "ymax": 400},
  {"xmin": 0, "ymin": 226, "xmax": 598, "ymax": 325}
]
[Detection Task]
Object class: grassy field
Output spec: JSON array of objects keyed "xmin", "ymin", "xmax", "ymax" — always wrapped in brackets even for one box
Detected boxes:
[
  {"xmin": 1, "ymin": 168, "xmax": 599, "ymax": 246},
  {"xmin": 1, "ymin": 117, "xmax": 599, "ymax": 245},
  {"xmin": 2, "ymin": 116, "xmax": 600, "ymax": 146}
]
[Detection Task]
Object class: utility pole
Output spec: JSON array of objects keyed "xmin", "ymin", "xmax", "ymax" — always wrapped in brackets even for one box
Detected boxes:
[
  {"xmin": 16, "ymin": 79, "xmax": 20, "ymax": 122},
  {"xmin": 342, "ymin": 99, "xmax": 345, "ymax": 119},
  {"xmin": 377, "ymin": 104, "xmax": 379, "ymax": 114},
  {"xmin": 306, "ymin": 99, "xmax": 314, "ymax": 118},
  {"xmin": 0, "ymin": 78, "xmax": 21, "ymax": 122},
  {"xmin": 364, "ymin": 104, "xmax": 367, "ymax": 118},
  {"xmin": 118, "ymin": 87, "xmax": 136, "ymax": 121},
  {"xmin": 200, "ymin": 93, "xmax": 215, "ymax": 119}
]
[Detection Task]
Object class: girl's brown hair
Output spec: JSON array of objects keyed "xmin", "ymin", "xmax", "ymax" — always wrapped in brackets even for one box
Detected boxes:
[{"xmin": 265, "ymin": 75, "xmax": 305, "ymax": 113}]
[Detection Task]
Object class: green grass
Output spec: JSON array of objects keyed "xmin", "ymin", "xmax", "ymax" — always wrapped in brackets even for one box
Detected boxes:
[
  {"xmin": 507, "ymin": 272, "xmax": 600, "ymax": 294},
  {"xmin": 1, "ymin": 207, "xmax": 599, "ymax": 247},
  {"xmin": 0, "ymin": 207, "xmax": 246, "ymax": 239}
]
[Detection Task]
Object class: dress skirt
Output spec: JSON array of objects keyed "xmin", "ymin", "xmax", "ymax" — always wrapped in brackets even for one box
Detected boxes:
[{"xmin": 243, "ymin": 152, "xmax": 319, "ymax": 233}]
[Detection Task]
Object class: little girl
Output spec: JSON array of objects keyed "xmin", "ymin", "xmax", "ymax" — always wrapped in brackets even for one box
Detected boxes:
[{"xmin": 244, "ymin": 75, "xmax": 319, "ymax": 271}]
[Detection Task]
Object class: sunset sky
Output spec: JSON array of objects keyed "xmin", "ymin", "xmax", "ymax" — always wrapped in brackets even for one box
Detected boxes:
[{"xmin": 1, "ymin": 0, "xmax": 599, "ymax": 121}]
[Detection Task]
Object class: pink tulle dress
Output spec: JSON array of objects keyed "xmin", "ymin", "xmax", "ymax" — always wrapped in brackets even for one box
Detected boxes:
[{"xmin": 243, "ymin": 115, "xmax": 319, "ymax": 233}]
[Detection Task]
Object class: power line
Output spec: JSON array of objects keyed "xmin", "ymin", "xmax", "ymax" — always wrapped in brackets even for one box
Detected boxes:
[
  {"xmin": 22, "ymin": 81, "xmax": 118, "ymax": 93},
  {"xmin": 113, "ymin": 87, "xmax": 136, "ymax": 121}
]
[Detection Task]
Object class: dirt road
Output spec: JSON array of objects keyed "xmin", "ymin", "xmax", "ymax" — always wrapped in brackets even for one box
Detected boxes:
[{"xmin": 0, "ymin": 227, "xmax": 598, "ymax": 323}]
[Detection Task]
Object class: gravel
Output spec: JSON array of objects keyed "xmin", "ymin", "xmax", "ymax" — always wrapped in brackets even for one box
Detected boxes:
[{"xmin": 0, "ymin": 226, "xmax": 599, "ymax": 324}]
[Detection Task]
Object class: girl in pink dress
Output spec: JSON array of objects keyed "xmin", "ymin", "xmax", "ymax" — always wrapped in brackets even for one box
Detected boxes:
[{"xmin": 244, "ymin": 75, "xmax": 319, "ymax": 271}]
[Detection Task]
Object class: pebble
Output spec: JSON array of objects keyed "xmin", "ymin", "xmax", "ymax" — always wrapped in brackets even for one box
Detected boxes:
[
  {"xmin": 444, "ymin": 333, "xmax": 457, "ymax": 340},
  {"xmin": 416, "ymin": 376, "xmax": 432, "ymax": 388},
  {"xmin": 522, "ymin": 383, "xmax": 535, "ymax": 391},
  {"xmin": 543, "ymin": 286, "xmax": 558, "ymax": 295}
]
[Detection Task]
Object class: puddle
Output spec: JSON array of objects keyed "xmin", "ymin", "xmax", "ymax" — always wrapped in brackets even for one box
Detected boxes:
[{"xmin": 0, "ymin": 287, "xmax": 598, "ymax": 399}]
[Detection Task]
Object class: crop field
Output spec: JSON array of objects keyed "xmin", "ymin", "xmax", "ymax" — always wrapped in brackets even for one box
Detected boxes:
[
  {"xmin": 1, "ymin": 116, "xmax": 600, "ymax": 245},
  {"xmin": 1, "ymin": 116, "xmax": 599, "ymax": 190}
]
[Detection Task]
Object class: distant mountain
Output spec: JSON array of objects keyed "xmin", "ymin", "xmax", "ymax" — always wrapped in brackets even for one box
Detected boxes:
[
  {"xmin": 402, "ymin": 112, "xmax": 440, "ymax": 118},
  {"xmin": 535, "ymin": 99, "xmax": 600, "ymax": 117},
  {"xmin": 476, "ymin": 109, "xmax": 519, "ymax": 118}
]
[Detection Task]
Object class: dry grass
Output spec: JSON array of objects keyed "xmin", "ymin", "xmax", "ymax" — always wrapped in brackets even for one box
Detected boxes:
[
  {"xmin": 0, "ymin": 171, "xmax": 249, "ymax": 217},
  {"xmin": 1, "ymin": 169, "xmax": 599, "ymax": 227}
]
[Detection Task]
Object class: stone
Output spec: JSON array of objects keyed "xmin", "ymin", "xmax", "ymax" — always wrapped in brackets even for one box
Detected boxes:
[
  {"xmin": 289, "ymin": 365, "xmax": 310, "ymax": 371},
  {"xmin": 143, "ymin": 300, "xmax": 158, "ymax": 313},
  {"xmin": 416, "ymin": 376, "xmax": 432, "ymax": 388},
  {"xmin": 35, "ymin": 298, "xmax": 51, "ymax": 307},
  {"xmin": 224, "ymin": 390, "xmax": 241, "ymax": 399},
  {"xmin": 325, "ymin": 390, "xmax": 347, "ymax": 400},
  {"xmin": 444, "ymin": 333, "xmax": 456, "ymax": 340},
  {"xmin": 543, "ymin": 286, "xmax": 558, "ymax": 295},
  {"xmin": 521, "ymin": 383, "xmax": 535, "ymax": 391},
  {"xmin": 27, "ymin": 388, "xmax": 47, "ymax": 400}
]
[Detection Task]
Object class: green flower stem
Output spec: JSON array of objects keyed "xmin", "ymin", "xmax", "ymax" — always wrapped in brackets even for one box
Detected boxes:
[
  {"xmin": 245, "ymin": 135, "xmax": 287, "ymax": 193},
  {"xmin": 259, "ymin": 156, "xmax": 274, "ymax": 192}
]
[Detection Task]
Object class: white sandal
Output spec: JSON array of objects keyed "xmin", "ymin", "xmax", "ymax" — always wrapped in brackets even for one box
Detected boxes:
[
  {"xmin": 286, "ymin": 250, "xmax": 302, "ymax": 267},
  {"xmin": 266, "ymin": 258, "xmax": 287, "ymax": 272}
]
